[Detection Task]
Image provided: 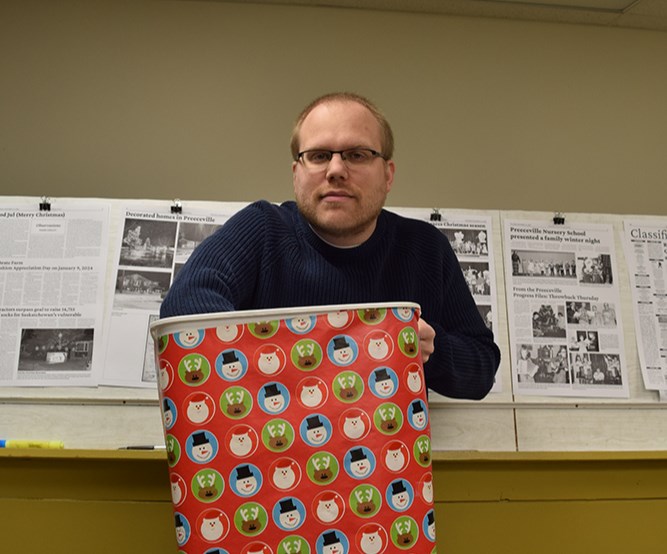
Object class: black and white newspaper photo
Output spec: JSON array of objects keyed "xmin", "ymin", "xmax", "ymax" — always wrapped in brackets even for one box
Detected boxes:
[
  {"xmin": 504, "ymin": 219, "xmax": 629, "ymax": 398},
  {"xmin": 622, "ymin": 219, "xmax": 667, "ymax": 391},
  {"xmin": 390, "ymin": 207, "xmax": 502, "ymax": 396},
  {"xmin": 102, "ymin": 203, "xmax": 245, "ymax": 387},
  {"xmin": 0, "ymin": 203, "xmax": 109, "ymax": 386}
]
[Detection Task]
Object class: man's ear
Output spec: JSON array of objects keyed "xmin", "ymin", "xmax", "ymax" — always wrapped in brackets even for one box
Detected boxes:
[{"xmin": 385, "ymin": 160, "xmax": 395, "ymax": 192}]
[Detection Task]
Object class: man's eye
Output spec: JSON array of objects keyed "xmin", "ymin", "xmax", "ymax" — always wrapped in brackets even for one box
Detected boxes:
[
  {"xmin": 307, "ymin": 151, "xmax": 331, "ymax": 163},
  {"xmin": 345, "ymin": 149, "xmax": 371, "ymax": 162}
]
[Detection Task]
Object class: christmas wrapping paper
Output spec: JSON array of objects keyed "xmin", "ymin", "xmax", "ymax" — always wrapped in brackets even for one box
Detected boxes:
[{"xmin": 151, "ymin": 303, "xmax": 436, "ymax": 554}]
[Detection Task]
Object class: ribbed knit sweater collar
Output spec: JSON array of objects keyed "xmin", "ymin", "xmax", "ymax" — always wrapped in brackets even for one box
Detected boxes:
[{"xmin": 288, "ymin": 202, "xmax": 391, "ymax": 264}]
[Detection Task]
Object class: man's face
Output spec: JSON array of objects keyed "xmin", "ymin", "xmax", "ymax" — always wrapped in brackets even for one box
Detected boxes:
[{"xmin": 292, "ymin": 101, "xmax": 395, "ymax": 247}]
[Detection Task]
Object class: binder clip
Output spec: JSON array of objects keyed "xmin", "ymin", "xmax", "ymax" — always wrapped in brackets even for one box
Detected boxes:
[
  {"xmin": 171, "ymin": 199, "xmax": 183, "ymax": 214},
  {"xmin": 39, "ymin": 196, "xmax": 51, "ymax": 211},
  {"xmin": 553, "ymin": 212, "xmax": 565, "ymax": 225},
  {"xmin": 430, "ymin": 208, "xmax": 442, "ymax": 222}
]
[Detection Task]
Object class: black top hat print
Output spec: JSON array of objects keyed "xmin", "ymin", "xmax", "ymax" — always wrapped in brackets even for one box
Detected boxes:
[
  {"xmin": 222, "ymin": 350, "xmax": 240, "ymax": 364},
  {"xmin": 264, "ymin": 383, "xmax": 280, "ymax": 397},
  {"xmin": 236, "ymin": 465, "xmax": 253, "ymax": 479},
  {"xmin": 191, "ymin": 431, "xmax": 209, "ymax": 446},
  {"xmin": 333, "ymin": 336, "xmax": 350, "ymax": 350},
  {"xmin": 349, "ymin": 447, "xmax": 367, "ymax": 462},
  {"xmin": 391, "ymin": 480, "xmax": 407, "ymax": 495},
  {"xmin": 374, "ymin": 368, "xmax": 390, "ymax": 381},
  {"xmin": 412, "ymin": 400, "xmax": 425, "ymax": 413},
  {"xmin": 279, "ymin": 499, "xmax": 297, "ymax": 513},
  {"xmin": 322, "ymin": 531, "xmax": 341, "ymax": 546},
  {"xmin": 306, "ymin": 415, "xmax": 323, "ymax": 429}
]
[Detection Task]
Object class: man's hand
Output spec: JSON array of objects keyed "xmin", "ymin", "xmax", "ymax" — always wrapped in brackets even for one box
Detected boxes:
[{"xmin": 418, "ymin": 318, "xmax": 435, "ymax": 364}]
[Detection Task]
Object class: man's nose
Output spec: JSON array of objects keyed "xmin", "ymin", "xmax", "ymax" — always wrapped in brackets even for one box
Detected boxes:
[{"xmin": 326, "ymin": 152, "xmax": 348, "ymax": 179}]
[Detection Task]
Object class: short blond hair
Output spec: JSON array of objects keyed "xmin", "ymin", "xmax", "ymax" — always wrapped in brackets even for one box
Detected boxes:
[{"xmin": 290, "ymin": 92, "xmax": 394, "ymax": 161}]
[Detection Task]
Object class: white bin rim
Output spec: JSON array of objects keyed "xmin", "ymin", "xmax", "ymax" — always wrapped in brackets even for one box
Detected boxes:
[{"xmin": 150, "ymin": 301, "xmax": 420, "ymax": 339}]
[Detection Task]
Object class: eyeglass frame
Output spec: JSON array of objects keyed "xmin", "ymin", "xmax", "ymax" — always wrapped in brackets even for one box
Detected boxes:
[{"xmin": 295, "ymin": 147, "xmax": 388, "ymax": 168}]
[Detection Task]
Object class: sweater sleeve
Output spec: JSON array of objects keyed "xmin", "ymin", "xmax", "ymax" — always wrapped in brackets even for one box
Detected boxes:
[{"xmin": 425, "ymin": 320, "xmax": 500, "ymax": 399}]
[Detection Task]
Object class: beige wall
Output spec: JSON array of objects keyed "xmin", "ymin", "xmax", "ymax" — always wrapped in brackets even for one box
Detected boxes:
[{"xmin": 1, "ymin": 0, "xmax": 666, "ymax": 215}]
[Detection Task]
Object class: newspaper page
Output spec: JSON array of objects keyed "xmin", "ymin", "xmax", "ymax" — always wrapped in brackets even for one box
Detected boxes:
[
  {"xmin": 504, "ymin": 219, "xmax": 629, "ymax": 398},
  {"xmin": 389, "ymin": 207, "xmax": 502, "ymax": 395},
  {"xmin": 102, "ymin": 202, "xmax": 246, "ymax": 387},
  {"xmin": 622, "ymin": 219, "xmax": 667, "ymax": 390},
  {"xmin": 0, "ymin": 203, "xmax": 109, "ymax": 386}
]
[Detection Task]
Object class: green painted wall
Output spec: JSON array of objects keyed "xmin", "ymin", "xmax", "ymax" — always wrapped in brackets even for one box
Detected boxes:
[{"xmin": 2, "ymin": 450, "xmax": 665, "ymax": 553}]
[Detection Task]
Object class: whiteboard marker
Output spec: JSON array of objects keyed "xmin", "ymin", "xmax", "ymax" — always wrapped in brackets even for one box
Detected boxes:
[{"xmin": 0, "ymin": 439, "xmax": 65, "ymax": 449}]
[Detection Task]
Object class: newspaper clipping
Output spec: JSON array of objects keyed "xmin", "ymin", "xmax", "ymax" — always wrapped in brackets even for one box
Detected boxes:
[
  {"xmin": 504, "ymin": 219, "xmax": 628, "ymax": 398},
  {"xmin": 102, "ymin": 203, "xmax": 244, "ymax": 387},
  {"xmin": 622, "ymin": 219, "xmax": 667, "ymax": 391},
  {"xmin": 0, "ymin": 204, "xmax": 109, "ymax": 386},
  {"xmin": 390, "ymin": 208, "xmax": 501, "ymax": 395}
]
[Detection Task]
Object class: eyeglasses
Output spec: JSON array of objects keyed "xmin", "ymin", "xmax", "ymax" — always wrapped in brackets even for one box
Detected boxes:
[{"xmin": 296, "ymin": 148, "xmax": 386, "ymax": 169}]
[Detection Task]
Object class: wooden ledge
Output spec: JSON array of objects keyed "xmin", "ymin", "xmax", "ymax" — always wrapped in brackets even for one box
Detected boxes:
[{"xmin": 2, "ymin": 448, "xmax": 666, "ymax": 462}]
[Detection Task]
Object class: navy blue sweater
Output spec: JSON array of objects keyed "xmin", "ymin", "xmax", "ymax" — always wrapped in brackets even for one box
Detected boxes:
[{"xmin": 160, "ymin": 201, "xmax": 500, "ymax": 399}]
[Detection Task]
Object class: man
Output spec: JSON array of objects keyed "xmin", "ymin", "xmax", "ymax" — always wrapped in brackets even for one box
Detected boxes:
[{"xmin": 160, "ymin": 92, "xmax": 500, "ymax": 399}]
